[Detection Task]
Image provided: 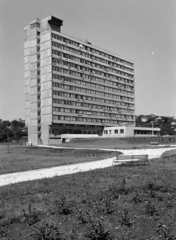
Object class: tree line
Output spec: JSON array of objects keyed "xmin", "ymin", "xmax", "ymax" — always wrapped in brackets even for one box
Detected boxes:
[
  {"xmin": 0, "ymin": 119, "xmax": 27, "ymax": 142},
  {"xmin": 0, "ymin": 114, "xmax": 175, "ymax": 142},
  {"xmin": 135, "ymin": 115, "xmax": 176, "ymax": 136}
]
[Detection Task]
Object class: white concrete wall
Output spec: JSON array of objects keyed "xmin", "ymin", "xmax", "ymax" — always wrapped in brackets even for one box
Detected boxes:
[
  {"xmin": 102, "ymin": 126, "xmax": 126, "ymax": 138},
  {"xmin": 102, "ymin": 126, "xmax": 160, "ymax": 138},
  {"xmin": 125, "ymin": 126, "xmax": 134, "ymax": 137},
  {"xmin": 61, "ymin": 134, "xmax": 99, "ymax": 141},
  {"xmin": 40, "ymin": 29, "xmax": 52, "ymax": 145}
]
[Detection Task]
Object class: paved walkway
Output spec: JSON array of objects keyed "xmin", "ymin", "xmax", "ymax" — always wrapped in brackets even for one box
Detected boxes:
[{"xmin": 0, "ymin": 145, "xmax": 176, "ymax": 187}]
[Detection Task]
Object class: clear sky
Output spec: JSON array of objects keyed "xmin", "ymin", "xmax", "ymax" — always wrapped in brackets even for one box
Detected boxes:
[{"xmin": 0, "ymin": 0, "xmax": 176, "ymax": 120}]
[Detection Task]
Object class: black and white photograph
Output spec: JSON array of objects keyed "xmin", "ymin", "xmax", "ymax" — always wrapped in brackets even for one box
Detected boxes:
[{"xmin": 0, "ymin": 0, "xmax": 176, "ymax": 239}]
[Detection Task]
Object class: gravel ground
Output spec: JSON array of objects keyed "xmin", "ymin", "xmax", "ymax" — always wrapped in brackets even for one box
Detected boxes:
[{"xmin": 0, "ymin": 145, "xmax": 176, "ymax": 187}]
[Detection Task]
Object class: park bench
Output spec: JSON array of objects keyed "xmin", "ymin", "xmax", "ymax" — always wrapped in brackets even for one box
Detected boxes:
[
  {"xmin": 113, "ymin": 154, "xmax": 149, "ymax": 166},
  {"xmin": 150, "ymin": 142, "xmax": 159, "ymax": 145}
]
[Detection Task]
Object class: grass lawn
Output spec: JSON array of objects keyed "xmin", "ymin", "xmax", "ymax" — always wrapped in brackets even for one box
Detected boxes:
[
  {"xmin": 0, "ymin": 144, "xmax": 119, "ymax": 175},
  {"xmin": 162, "ymin": 149, "xmax": 176, "ymax": 158},
  {"xmin": 59, "ymin": 137, "xmax": 175, "ymax": 149},
  {"xmin": 0, "ymin": 154, "xmax": 176, "ymax": 239}
]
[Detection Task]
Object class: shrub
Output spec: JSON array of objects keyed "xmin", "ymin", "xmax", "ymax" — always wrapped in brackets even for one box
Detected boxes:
[
  {"xmin": 132, "ymin": 192, "xmax": 143, "ymax": 203},
  {"xmin": 75, "ymin": 206, "xmax": 92, "ymax": 224},
  {"xmin": 99, "ymin": 196, "xmax": 114, "ymax": 214},
  {"xmin": 31, "ymin": 220, "xmax": 64, "ymax": 240},
  {"xmin": 144, "ymin": 178, "xmax": 171, "ymax": 195},
  {"xmin": 144, "ymin": 201, "xmax": 157, "ymax": 216},
  {"xmin": 108, "ymin": 185, "xmax": 120, "ymax": 199},
  {"xmin": 119, "ymin": 177, "xmax": 128, "ymax": 195},
  {"xmin": 156, "ymin": 222, "xmax": 176, "ymax": 240},
  {"xmin": 68, "ymin": 229, "xmax": 79, "ymax": 240},
  {"xmin": 85, "ymin": 216, "xmax": 113, "ymax": 240},
  {"xmin": 119, "ymin": 209, "xmax": 133, "ymax": 227},
  {"xmin": 22, "ymin": 203, "xmax": 41, "ymax": 226},
  {"xmin": 108, "ymin": 178, "xmax": 128, "ymax": 198},
  {"xmin": 54, "ymin": 196, "xmax": 74, "ymax": 215},
  {"xmin": 166, "ymin": 199, "xmax": 174, "ymax": 208},
  {"xmin": 85, "ymin": 194, "xmax": 114, "ymax": 216},
  {"xmin": 147, "ymin": 182, "xmax": 156, "ymax": 198}
]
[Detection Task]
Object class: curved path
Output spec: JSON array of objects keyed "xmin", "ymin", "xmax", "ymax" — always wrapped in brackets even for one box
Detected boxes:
[{"xmin": 0, "ymin": 145, "xmax": 176, "ymax": 187}]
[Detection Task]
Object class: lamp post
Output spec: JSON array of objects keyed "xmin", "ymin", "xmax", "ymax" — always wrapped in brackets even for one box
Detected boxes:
[
  {"xmin": 6, "ymin": 124, "xmax": 10, "ymax": 153},
  {"xmin": 7, "ymin": 134, "xmax": 9, "ymax": 153},
  {"xmin": 151, "ymin": 121, "xmax": 155, "ymax": 136}
]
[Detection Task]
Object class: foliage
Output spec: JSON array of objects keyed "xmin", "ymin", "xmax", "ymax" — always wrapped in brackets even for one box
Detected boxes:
[
  {"xmin": 135, "ymin": 114, "xmax": 176, "ymax": 136},
  {"xmin": 31, "ymin": 220, "xmax": 64, "ymax": 240},
  {"xmin": 119, "ymin": 209, "xmax": 133, "ymax": 227},
  {"xmin": 86, "ymin": 216, "xmax": 113, "ymax": 240},
  {"xmin": 156, "ymin": 223, "xmax": 176, "ymax": 240},
  {"xmin": 22, "ymin": 203, "xmax": 41, "ymax": 226},
  {"xmin": 0, "ymin": 119, "xmax": 27, "ymax": 142},
  {"xmin": 1, "ymin": 152, "xmax": 176, "ymax": 239},
  {"xmin": 54, "ymin": 196, "xmax": 74, "ymax": 215}
]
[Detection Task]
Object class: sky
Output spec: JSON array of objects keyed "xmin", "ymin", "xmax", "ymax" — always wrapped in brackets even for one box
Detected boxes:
[{"xmin": 0, "ymin": 0, "xmax": 176, "ymax": 120}]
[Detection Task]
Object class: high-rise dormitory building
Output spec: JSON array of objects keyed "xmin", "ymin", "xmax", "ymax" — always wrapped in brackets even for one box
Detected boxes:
[{"xmin": 24, "ymin": 16, "xmax": 135, "ymax": 145}]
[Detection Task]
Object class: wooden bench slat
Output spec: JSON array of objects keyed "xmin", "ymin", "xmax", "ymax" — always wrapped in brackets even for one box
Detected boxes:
[{"xmin": 114, "ymin": 154, "xmax": 149, "ymax": 166}]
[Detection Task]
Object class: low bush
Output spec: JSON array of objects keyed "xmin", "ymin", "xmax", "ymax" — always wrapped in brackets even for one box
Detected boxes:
[
  {"xmin": 54, "ymin": 196, "xmax": 74, "ymax": 215},
  {"xmin": 75, "ymin": 206, "xmax": 93, "ymax": 224},
  {"xmin": 132, "ymin": 191, "xmax": 143, "ymax": 203},
  {"xmin": 85, "ymin": 215, "xmax": 113, "ymax": 240},
  {"xmin": 156, "ymin": 222, "xmax": 176, "ymax": 240},
  {"xmin": 31, "ymin": 220, "xmax": 64, "ymax": 240},
  {"xmin": 144, "ymin": 201, "xmax": 157, "ymax": 216},
  {"xmin": 119, "ymin": 209, "xmax": 133, "ymax": 227},
  {"xmin": 22, "ymin": 203, "xmax": 41, "ymax": 226}
]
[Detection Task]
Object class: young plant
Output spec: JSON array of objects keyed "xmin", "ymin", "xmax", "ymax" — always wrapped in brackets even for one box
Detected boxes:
[
  {"xmin": 144, "ymin": 201, "xmax": 157, "ymax": 216},
  {"xmin": 100, "ymin": 196, "xmax": 114, "ymax": 214},
  {"xmin": 119, "ymin": 209, "xmax": 133, "ymax": 227},
  {"xmin": 86, "ymin": 215, "xmax": 113, "ymax": 240},
  {"xmin": 55, "ymin": 195, "xmax": 73, "ymax": 215},
  {"xmin": 76, "ymin": 206, "xmax": 92, "ymax": 224},
  {"xmin": 132, "ymin": 192, "xmax": 143, "ymax": 204},
  {"xmin": 31, "ymin": 220, "xmax": 64, "ymax": 240},
  {"xmin": 156, "ymin": 222, "xmax": 176, "ymax": 240},
  {"xmin": 22, "ymin": 203, "xmax": 41, "ymax": 226}
]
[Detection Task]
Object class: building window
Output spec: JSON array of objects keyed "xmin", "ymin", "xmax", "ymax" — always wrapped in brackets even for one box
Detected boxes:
[
  {"xmin": 115, "ymin": 129, "xmax": 118, "ymax": 134},
  {"xmin": 120, "ymin": 129, "xmax": 124, "ymax": 134}
]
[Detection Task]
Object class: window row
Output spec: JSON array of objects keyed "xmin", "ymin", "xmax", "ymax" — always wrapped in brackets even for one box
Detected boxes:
[
  {"xmin": 53, "ymin": 107, "xmax": 134, "ymax": 119},
  {"xmin": 53, "ymin": 72, "xmax": 133, "ymax": 95},
  {"xmin": 104, "ymin": 129, "xmax": 124, "ymax": 134},
  {"xmin": 51, "ymin": 33, "xmax": 134, "ymax": 68},
  {"xmin": 52, "ymin": 60, "xmax": 133, "ymax": 84},
  {"xmin": 53, "ymin": 98, "xmax": 134, "ymax": 114},
  {"xmin": 53, "ymin": 115, "xmax": 133, "ymax": 124},
  {"xmin": 52, "ymin": 74, "xmax": 134, "ymax": 94},
  {"xmin": 53, "ymin": 74, "xmax": 134, "ymax": 94},
  {"xmin": 52, "ymin": 56, "xmax": 133, "ymax": 83},
  {"xmin": 52, "ymin": 83, "xmax": 134, "ymax": 103},
  {"xmin": 52, "ymin": 48, "xmax": 133, "ymax": 78},
  {"xmin": 52, "ymin": 50, "xmax": 133, "ymax": 76}
]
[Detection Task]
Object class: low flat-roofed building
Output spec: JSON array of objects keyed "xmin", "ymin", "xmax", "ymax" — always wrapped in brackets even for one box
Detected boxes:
[{"xmin": 102, "ymin": 126, "xmax": 160, "ymax": 138}]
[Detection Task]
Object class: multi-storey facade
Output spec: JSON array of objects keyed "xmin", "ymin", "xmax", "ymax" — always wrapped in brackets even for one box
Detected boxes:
[{"xmin": 24, "ymin": 16, "xmax": 135, "ymax": 145}]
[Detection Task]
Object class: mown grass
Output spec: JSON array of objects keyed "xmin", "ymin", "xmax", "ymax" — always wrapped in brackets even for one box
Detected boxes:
[
  {"xmin": 60, "ymin": 137, "xmax": 147, "ymax": 149},
  {"xmin": 0, "ymin": 144, "xmax": 118, "ymax": 175},
  {"xmin": 59, "ymin": 137, "xmax": 176, "ymax": 149},
  {"xmin": 0, "ymin": 154, "xmax": 176, "ymax": 239}
]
